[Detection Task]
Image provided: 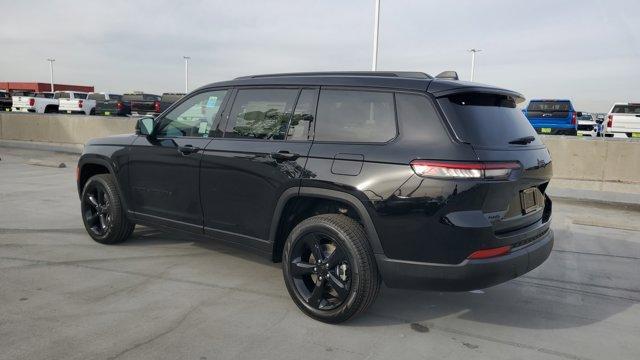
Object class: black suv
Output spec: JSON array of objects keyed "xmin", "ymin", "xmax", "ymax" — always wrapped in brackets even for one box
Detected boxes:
[{"xmin": 77, "ymin": 72, "xmax": 554, "ymax": 323}]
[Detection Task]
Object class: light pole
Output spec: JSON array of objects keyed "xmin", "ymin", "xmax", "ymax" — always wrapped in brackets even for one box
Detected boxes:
[
  {"xmin": 183, "ymin": 56, "xmax": 191, "ymax": 93},
  {"xmin": 467, "ymin": 49, "xmax": 481, "ymax": 82},
  {"xmin": 371, "ymin": 0, "xmax": 380, "ymax": 71},
  {"xmin": 46, "ymin": 58, "xmax": 55, "ymax": 91}
]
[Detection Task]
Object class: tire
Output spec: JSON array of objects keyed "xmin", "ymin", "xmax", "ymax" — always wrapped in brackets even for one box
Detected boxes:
[
  {"xmin": 282, "ymin": 214, "xmax": 380, "ymax": 323},
  {"xmin": 80, "ymin": 174, "xmax": 134, "ymax": 244}
]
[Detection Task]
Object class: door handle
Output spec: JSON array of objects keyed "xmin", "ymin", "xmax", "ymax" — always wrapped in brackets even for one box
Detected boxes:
[
  {"xmin": 178, "ymin": 145, "xmax": 201, "ymax": 155},
  {"xmin": 271, "ymin": 150, "xmax": 300, "ymax": 161}
]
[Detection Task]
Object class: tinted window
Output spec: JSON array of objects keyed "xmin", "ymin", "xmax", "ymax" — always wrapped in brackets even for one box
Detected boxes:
[
  {"xmin": 143, "ymin": 94, "xmax": 160, "ymax": 101},
  {"xmin": 74, "ymin": 93, "xmax": 87, "ymax": 99},
  {"xmin": 88, "ymin": 93, "xmax": 106, "ymax": 101},
  {"xmin": 315, "ymin": 90, "xmax": 396, "ymax": 142},
  {"xmin": 225, "ymin": 89, "xmax": 297, "ymax": 140},
  {"xmin": 54, "ymin": 92, "xmax": 70, "ymax": 99},
  {"xmin": 527, "ymin": 101, "xmax": 570, "ymax": 112},
  {"xmin": 611, "ymin": 104, "xmax": 640, "ymax": 114},
  {"xmin": 109, "ymin": 94, "xmax": 122, "ymax": 101},
  {"xmin": 287, "ymin": 89, "xmax": 317, "ymax": 141},
  {"xmin": 438, "ymin": 93, "xmax": 541, "ymax": 148},
  {"xmin": 12, "ymin": 91, "xmax": 35, "ymax": 97},
  {"xmin": 162, "ymin": 94, "xmax": 184, "ymax": 103},
  {"xmin": 157, "ymin": 90, "xmax": 228, "ymax": 138}
]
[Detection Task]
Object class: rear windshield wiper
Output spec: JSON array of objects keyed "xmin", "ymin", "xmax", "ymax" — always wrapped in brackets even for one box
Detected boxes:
[{"xmin": 509, "ymin": 136, "xmax": 536, "ymax": 145}]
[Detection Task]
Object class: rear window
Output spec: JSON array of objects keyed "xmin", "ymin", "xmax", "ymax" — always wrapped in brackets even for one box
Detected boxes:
[
  {"xmin": 611, "ymin": 104, "xmax": 640, "ymax": 114},
  {"xmin": 438, "ymin": 93, "xmax": 541, "ymax": 148},
  {"xmin": 578, "ymin": 114, "xmax": 593, "ymax": 120},
  {"xmin": 74, "ymin": 93, "xmax": 87, "ymax": 99},
  {"xmin": 162, "ymin": 94, "xmax": 184, "ymax": 103},
  {"xmin": 122, "ymin": 94, "xmax": 143, "ymax": 101},
  {"xmin": 12, "ymin": 91, "xmax": 35, "ymax": 97},
  {"xmin": 88, "ymin": 93, "xmax": 106, "ymax": 101},
  {"xmin": 527, "ymin": 101, "xmax": 570, "ymax": 112},
  {"xmin": 54, "ymin": 92, "xmax": 70, "ymax": 99},
  {"xmin": 109, "ymin": 94, "xmax": 122, "ymax": 101},
  {"xmin": 315, "ymin": 90, "xmax": 396, "ymax": 143}
]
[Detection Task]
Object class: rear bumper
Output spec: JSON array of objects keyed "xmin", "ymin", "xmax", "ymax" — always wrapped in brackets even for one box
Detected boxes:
[
  {"xmin": 376, "ymin": 229, "xmax": 553, "ymax": 291},
  {"xmin": 59, "ymin": 109, "xmax": 85, "ymax": 114}
]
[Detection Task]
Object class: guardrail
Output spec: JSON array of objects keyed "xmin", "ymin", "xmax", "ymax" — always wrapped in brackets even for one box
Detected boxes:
[{"xmin": 1, "ymin": 113, "xmax": 639, "ymax": 191}]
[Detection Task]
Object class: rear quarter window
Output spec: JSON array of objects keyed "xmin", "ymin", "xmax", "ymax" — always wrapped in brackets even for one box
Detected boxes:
[
  {"xmin": 315, "ymin": 89, "xmax": 396, "ymax": 143},
  {"xmin": 438, "ymin": 93, "xmax": 542, "ymax": 148}
]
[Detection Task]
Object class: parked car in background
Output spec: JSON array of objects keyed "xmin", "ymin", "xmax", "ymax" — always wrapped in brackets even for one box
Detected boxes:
[
  {"xmin": 605, "ymin": 103, "xmax": 640, "ymax": 138},
  {"xmin": 159, "ymin": 93, "xmax": 185, "ymax": 112},
  {"xmin": 77, "ymin": 71, "xmax": 554, "ymax": 323},
  {"xmin": 91, "ymin": 93, "xmax": 129, "ymax": 116},
  {"xmin": 523, "ymin": 99, "xmax": 579, "ymax": 135},
  {"xmin": 58, "ymin": 92, "xmax": 95, "ymax": 115},
  {"xmin": 12, "ymin": 91, "xmax": 59, "ymax": 113},
  {"xmin": 122, "ymin": 92, "xmax": 161, "ymax": 116},
  {"xmin": 0, "ymin": 90, "xmax": 12, "ymax": 111},
  {"xmin": 577, "ymin": 112, "xmax": 597, "ymax": 136}
]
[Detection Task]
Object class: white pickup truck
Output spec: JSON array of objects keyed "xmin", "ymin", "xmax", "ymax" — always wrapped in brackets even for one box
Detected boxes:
[
  {"xmin": 605, "ymin": 103, "xmax": 640, "ymax": 138},
  {"xmin": 11, "ymin": 91, "xmax": 59, "ymax": 113},
  {"xmin": 58, "ymin": 92, "xmax": 96, "ymax": 115}
]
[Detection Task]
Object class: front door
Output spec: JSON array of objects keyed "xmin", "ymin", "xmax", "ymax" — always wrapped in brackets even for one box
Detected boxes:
[
  {"xmin": 200, "ymin": 88, "xmax": 317, "ymax": 248},
  {"xmin": 128, "ymin": 89, "xmax": 230, "ymax": 232}
]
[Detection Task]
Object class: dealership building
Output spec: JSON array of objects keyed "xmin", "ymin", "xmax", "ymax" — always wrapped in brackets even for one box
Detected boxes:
[{"xmin": 0, "ymin": 82, "xmax": 94, "ymax": 93}]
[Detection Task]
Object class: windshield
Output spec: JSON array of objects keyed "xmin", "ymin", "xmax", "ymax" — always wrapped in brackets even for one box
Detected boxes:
[
  {"xmin": 438, "ymin": 93, "xmax": 542, "ymax": 148},
  {"xmin": 527, "ymin": 101, "xmax": 570, "ymax": 112}
]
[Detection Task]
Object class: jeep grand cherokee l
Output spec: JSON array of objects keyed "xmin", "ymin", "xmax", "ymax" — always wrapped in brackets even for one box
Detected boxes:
[{"xmin": 77, "ymin": 72, "xmax": 554, "ymax": 323}]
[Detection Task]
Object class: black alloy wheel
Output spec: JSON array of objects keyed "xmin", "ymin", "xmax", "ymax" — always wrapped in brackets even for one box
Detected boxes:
[
  {"xmin": 283, "ymin": 214, "xmax": 380, "ymax": 323},
  {"xmin": 80, "ymin": 174, "xmax": 135, "ymax": 244},
  {"xmin": 289, "ymin": 231, "xmax": 352, "ymax": 310}
]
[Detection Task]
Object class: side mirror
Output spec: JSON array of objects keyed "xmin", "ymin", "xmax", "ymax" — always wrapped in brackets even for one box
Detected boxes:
[
  {"xmin": 576, "ymin": 111, "xmax": 583, "ymax": 117},
  {"xmin": 135, "ymin": 117, "xmax": 155, "ymax": 136}
]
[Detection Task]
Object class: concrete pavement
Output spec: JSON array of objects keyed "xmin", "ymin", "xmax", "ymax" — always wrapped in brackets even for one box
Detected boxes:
[{"xmin": 0, "ymin": 147, "xmax": 639, "ymax": 360}]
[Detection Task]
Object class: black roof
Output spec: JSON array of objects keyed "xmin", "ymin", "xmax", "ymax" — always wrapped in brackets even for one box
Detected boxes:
[{"xmin": 198, "ymin": 71, "xmax": 524, "ymax": 101}]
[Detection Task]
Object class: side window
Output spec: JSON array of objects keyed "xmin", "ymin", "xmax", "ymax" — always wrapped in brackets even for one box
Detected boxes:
[
  {"xmin": 287, "ymin": 89, "xmax": 317, "ymax": 141},
  {"xmin": 156, "ymin": 90, "xmax": 228, "ymax": 138},
  {"xmin": 315, "ymin": 90, "xmax": 396, "ymax": 142},
  {"xmin": 225, "ymin": 89, "xmax": 297, "ymax": 140}
]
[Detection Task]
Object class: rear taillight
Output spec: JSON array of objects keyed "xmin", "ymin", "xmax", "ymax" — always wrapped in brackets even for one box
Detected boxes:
[
  {"xmin": 607, "ymin": 114, "xmax": 613, "ymax": 128},
  {"xmin": 116, "ymin": 101, "xmax": 124, "ymax": 111},
  {"xmin": 571, "ymin": 112, "xmax": 577, "ymax": 125},
  {"xmin": 410, "ymin": 160, "xmax": 521, "ymax": 180},
  {"xmin": 78, "ymin": 100, "xmax": 84, "ymax": 109},
  {"xmin": 154, "ymin": 100, "xmax": 161, "ymax": 113},
  {"xmin": 28, "ymin": 98, "xmax": 35, "ymax": 106},
  {"xmin": 467, "ymin": 245, "xmax": 511, "ymax": 260}
]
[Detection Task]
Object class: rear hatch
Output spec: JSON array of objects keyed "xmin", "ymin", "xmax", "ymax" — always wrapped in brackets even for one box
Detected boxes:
[
  {"xmin": 12, "ymin": 95, "xmax": 36, "ymax": 109},
  {"xmin": 525, "ymin": 100, "xmax": 572, "ymax": 127},
  {"xmin": 438, "ymin": 92, "xmax": 552, "ymax": 235},
  {"xmin": 58, "ymin": 92, "xmax": 87, "ymax": 112},
  {"xmin": 609, "ymin": 104, "xmax": 640, "ymax": 132}
]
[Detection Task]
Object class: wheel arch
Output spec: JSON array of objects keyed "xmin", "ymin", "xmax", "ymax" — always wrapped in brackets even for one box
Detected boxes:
[
  {"xmin": 269, "ymin": 187, "xmax": 383, "ymax": 262},
  {"xmin": 77, "ymin": 155, "xmax": 129, "ymax": 212}
]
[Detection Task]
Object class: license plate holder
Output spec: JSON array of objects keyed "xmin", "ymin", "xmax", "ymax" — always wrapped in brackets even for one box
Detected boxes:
[
  {"xmin": 520, "ymin": 188, "xmax": 538, "ymax": 214},
  {"xmin": 540, "ymin": 128, "xmax": 551, "ymax": 134},
  {"xmin": 104, "ymin": 111, "xmax": 111, "ymax": 116}
]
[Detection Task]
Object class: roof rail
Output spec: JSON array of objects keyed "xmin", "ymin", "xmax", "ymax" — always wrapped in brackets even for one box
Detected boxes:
[
  {"xmin": 235, "ymin": 71, "xmax": 432, "ymax": 80},
  {"xmin": 435, "ymin": 71, "xmax": 459, "ymax": 80}
]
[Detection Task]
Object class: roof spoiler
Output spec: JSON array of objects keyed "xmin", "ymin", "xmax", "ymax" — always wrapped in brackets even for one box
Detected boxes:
[{"xmin": 435, "ymin": 71, "xmax": 459, "ymax": 80}]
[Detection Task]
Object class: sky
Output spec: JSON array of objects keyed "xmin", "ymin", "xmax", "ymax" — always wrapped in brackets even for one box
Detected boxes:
[{"xmin": 1, "ymin": 0, "xmax": 638, "ymax": 112}]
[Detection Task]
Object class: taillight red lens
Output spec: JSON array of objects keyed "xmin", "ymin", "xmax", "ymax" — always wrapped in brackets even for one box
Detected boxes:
[
  {"xmin": 116, "ymin": 101, "xmax": 123, "ymax": 111},
  {"xmin": 78, "ymin": 100, "xmax": 83, "ymax": 109},
  {"xmin": 571, "ymin": 112, "xmax": 577, "ymax": 125},
  {"xmin": 154, "ymin": 100, "xmax": 161, "ymax": 113},
  {"xmin": 28, "ymin": 98, "xmax": 35, "ymax": 106},
  {"xmin": 467, "ymin": 245, "xmax": 511, "ymax": 259},
  {"xmin": 410, "ymin": 160, "xmax": 520, "ymax": 180},
  {"xmin": 607, "ymin": 114, "xmax": 613, "ymax": 128}
]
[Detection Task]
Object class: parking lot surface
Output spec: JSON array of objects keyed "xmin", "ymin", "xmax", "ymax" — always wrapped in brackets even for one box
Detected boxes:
[{"xmin": 1, "ymin": 147, "xmax": 639, "ymax": 360}]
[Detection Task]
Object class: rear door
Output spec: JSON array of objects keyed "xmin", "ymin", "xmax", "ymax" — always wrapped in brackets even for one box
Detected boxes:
[
  {"xmin": 200, "ymin": 87, "xmax": 315, "ymax": 249},
  {"xmin": 438, "ymin": 93, "xmax": 552, "ymax": 234}
]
